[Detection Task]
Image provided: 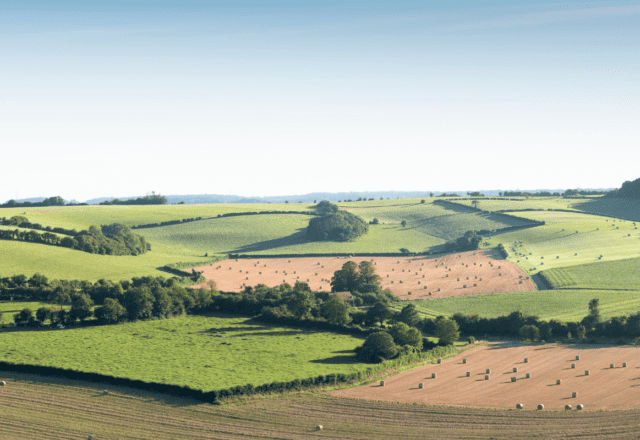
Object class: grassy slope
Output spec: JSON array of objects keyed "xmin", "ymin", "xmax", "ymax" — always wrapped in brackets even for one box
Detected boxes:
[
  {"xmin": 541, "ymin": 256, "xmax": 640, "ymax": 290},
  {"xmin": 0, "ymin": 314, "xmax": 370, "ymax": 392}
]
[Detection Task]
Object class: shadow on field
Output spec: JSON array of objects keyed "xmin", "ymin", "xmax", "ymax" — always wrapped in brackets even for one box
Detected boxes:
[
  {"xmin": 572, "ymin": 199, "xmax": 640, "ymax": 222},
  {"xmin": 309, "ymin": 352, "xmax": 359, "ymax": 365},
  {"xmin": 197, "ymin": 327, "xmax": 306, "ymax": 337},
  {"xmin": 226, "ymin": 229, "xmax": 309, "ymax": 254}
]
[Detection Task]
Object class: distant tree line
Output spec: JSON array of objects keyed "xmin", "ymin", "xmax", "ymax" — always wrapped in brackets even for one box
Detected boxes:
[
  {"xmin": 0, "ymin": 216, "xmax": 149, "ymax": 255},
  {"xmin": 98, "ymin": 194, "xmax": 168, "ymax": 205},
  {"xmin": 443, "ymin": 230, "xmax": 482, "ymax": 252},
  {"xmin": 605, "ymin": 177, "xmax": 640, "ymax": 201},
  {"xmin": 306, "ymin": 201, "xmax": 369, "ymax": 242},
  {"xmin": 2, "ymin": 215, "xmax": 80, "ymax": 235},
  {"xmin": 0, "ymin": 196, "xmax": 71, "ymax": 209},
  {"xmin": 499, "ymin": 190, "xmax": 608, "ymax": 197},
  {"xmin": 436, "ymin": 193, "xmax": 461, "ymax": 197}
]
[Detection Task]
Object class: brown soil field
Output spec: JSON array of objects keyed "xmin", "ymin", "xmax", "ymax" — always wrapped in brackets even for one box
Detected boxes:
[
  {"xmin": 188, "ymin": 249, "xmax": 535, "ymax": 299},
  {"xmin": 3, "ymin": 370, "xmax": 640, "ymax": 439},
  {"xmin": 331, "ymin": 342, "xmax": 640, "ymax": 411}
]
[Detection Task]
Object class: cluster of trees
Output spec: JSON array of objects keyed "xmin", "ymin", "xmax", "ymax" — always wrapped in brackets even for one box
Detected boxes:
[
  {"xmin": 98, "ymin": 194, "xmax": 168, "ymax": 205},
  {"xmin": 499, "ymin": 190, "xmax": 608, "ymax": 197},
  {"xmin": 132, "ymin": 217, "xmax": 204, "ymax": 229},
  {"xmin": 0, "ymin": 218, "xmax": 150, "ymax": 256},
  {"xmin": 437, "ymin": 193, "xmax": 461, "ymax": 197},
  {"xmin": 0, "ymin": 196, "xmax": 70, "ymax": 208},
  {"xmin": 306, "ymin": 201, "xmax": 369, "ymax": 242},
  {"xmin": 444, "ymin": 230, "xmax": 482, "ymax": 252},
  {"xmin": 605, "ymin": 177, "xmax": 640, "ymax": 200},
  {"xmin": 466, "ymin": 192, "xmax": 485, "ymax": 197},
  {"xmin": 1, "ymin": 216, "xmax": 80, "ymax": 236}
]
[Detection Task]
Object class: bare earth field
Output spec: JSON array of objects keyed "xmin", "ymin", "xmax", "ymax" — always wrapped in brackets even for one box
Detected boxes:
[
  {"xmin": 331, "ymin": 342, "xmax": 640, "ymax": 411},
  {"xmin": 3, "ymin": 369, "xmax": 640, "ymax": 439},
  {"xmin": 189, "ymin": 250, "xmax": 535, "ymax": 299}
]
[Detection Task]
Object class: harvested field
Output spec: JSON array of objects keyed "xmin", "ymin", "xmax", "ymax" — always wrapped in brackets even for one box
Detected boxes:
[
  {"xmin": 189, "ymin": 249, "xmax": 535, "ymax": 300},
  {"xmin": 331, "ymin": 342, "xmax": 640, "ymax": 411},
  {"xmin": 3, "ymin": 371, "xmax": 640, "ymax": 439}
]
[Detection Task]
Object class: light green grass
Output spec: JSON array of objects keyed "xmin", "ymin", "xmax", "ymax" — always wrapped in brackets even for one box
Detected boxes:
[
  {"xmin": 541, "ymin": 256, "xmax": 640, "ymax": 290},
  {"xmin": 0, "ymin": 302, "xmax": 64, "ymax": 324},
  {"xmin": 0, "ymin": 314, "xmax": 371, "ymax": 392},
  {"xmin": 401, "ymin": 289, "xmax": 640, "ymax": 323},
  {"xmin": 453, "ymin": 197, "xmax": 587, "ymax": 212}
]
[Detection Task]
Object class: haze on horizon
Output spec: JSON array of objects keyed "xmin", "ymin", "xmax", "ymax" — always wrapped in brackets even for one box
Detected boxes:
[{"xmin": 1, "ymin": 0, "xmax": 638, "ymax": 203}]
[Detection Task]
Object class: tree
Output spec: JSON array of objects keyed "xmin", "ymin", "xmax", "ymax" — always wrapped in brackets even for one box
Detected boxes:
[
  {"xmin": 70, "ymin": 293, "xmax": 94, "ymax": 322},
  {"xmin": 152, "ymin": 289, "xmax": 172, "ymax": 318},
  {"xmin": 124, "ymin": 286, "xmax": 154, "ymax": 321},
  {"xmin": 356, "ymin": 260, "xmax": 382, "ymax": 294},
  {"xmin": 437, "ymin": 318, "xmax": 460, "ymax": 345},
  {"xmin": 471, "ymin": 200, "xmax": 480, "ymax": 209},
  {"xmin": 577, "ymin": 324, "xmax": 587, "ymax": 341},
  {"xmin": 430, "ymin": 193, "xmax": 434, "ymax": 197},
  {"xmin": 581, "ymin": 298, "xmax": 601, "ymax": 330},
  {"xmin": 355, "ymin": 332, "xmax": 398, "ymax": 363},
  {"xmin": 519, "ymin": 324, "xmax": 540, "ymax": 341},
  {"xmin": 94, "ymin": 298, "xmax": 126, "ymax": 324},
  {"xmin": 372, "ymin": 218, "xmax": 379, "ymax": 224},
  {"xmin": 321, "ymin": 294, "xmax": 351, "ymax": 325},
  {"xmin": 316, "ymin": 200, "xmax": 339, "ymax": 214},
  {"xmin": 288, "ymin": 289, "xmax": 314, "ymax": 319},
  {"xmin": 421, "ymin": 199, "xmax": 425, "ymax": 203},
  {"xmin": 206, "ymin": 279, "xmax": 217, "ymax": 292},
  {"xmin": 397, "ymin": 303, "xmax": 420, "ymax": 327},
  {"xmin": 401, "ymin": 220, "xmax": 407, "ymax": 228},
  {"xmin": 388, "ymin": 322, "xmax": 423, "ymax": 349},
  {"xmin": 330, "ymin": 261, "xmax": 360, "ymax": 293},
  {"xmin": 49, "ymin": 286, "xmax": 71, "ymax": 310},
  {"xmin": 365, "ymin": 301, "xmax": 390, "ymax": 327},
  {"xmin": 14, "ymin": 308, "xmax": 34, "ymax": 326},
  {"xmin": 35, "ymin": 307, "xmax": 52, "ymax": 325}
]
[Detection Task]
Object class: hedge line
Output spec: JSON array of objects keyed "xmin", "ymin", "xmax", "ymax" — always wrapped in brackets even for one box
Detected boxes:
[
  {"xmin": 228, "ymin": 252, "xmax": 429, "ymax": 259},
  {"xmin": 131, "ymin": 211, "xmax": 318, "ymax": 230},
  {"xmin": 0, "ymin": 344, "xmax": 457, "ymax": 402}
]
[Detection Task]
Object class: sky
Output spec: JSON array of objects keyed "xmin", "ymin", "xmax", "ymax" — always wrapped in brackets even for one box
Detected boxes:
[{"xmin": 1, "ymin": 0, "xmax": 638, "ymax": 202}]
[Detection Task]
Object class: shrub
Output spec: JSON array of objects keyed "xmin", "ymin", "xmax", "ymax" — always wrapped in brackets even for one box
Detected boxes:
[
  {"xmin": 355, "ymin": 332, "xmax": 398, "ymax": 363},
  {"xmin": 468, "ymin": 336, "xmax": 475, "ymax": 344}
]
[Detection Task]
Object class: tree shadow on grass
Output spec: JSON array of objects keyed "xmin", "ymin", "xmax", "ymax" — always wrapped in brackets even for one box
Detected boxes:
[
  {"xmin": 309, "ymin": 354, "xmax": 360, "ymax": 365},
  {"xmin": 225, "ymin": 229, "xmax": 311, "ymax": 254}
]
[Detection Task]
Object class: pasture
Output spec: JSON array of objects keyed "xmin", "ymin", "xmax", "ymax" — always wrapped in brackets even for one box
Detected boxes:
[
  {"xmin": 541, "ymin": 256, "xmax": 640, "ymax": 290},
  {"xmin": 5, "ymin": 375, "xmax": 640, "ymax": 440},
  {"xmin": 0, "ymin": 314, "xmax": 370, "ymax": 392}
]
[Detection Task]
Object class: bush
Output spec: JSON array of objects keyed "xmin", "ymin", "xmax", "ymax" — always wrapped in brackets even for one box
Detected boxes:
[
  {"xmin": 519, "ymin": 325, "xmax": 540, "ymax": 341},
  {"xmin": 355, "ymin": 332, "xmax": 398, "ymax": 363},
  {"xmin": 467, "ymin": 336, "xmax": 475, "ymax": 344},
  {"xmin": 436, "ymin": 319, "xmax": 460, "ymax": 345}
]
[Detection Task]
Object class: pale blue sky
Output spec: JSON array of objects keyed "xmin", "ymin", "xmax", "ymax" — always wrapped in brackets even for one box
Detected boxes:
[{"xmin": 1, "ymin": 1, "xmax": 638, "ymax": 202}]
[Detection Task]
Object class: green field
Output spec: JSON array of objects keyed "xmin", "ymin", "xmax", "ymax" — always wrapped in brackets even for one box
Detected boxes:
[
  {"xmin": 541, "ymin": 256, "xmax": 640, "ymax": 290},
  {"xmin": 0, "ymin": 314, "xmax": 371, "ymax": 392},
  {"xmin": 401, "ymin": 288, "xmax": 640, "ymax": 323},
  {"xmin": 0, "ymin": 302, "xmax": 63, "ymax": 325}
]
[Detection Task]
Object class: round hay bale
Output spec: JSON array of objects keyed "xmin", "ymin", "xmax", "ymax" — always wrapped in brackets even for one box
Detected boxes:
[
  {"xmin": 565, "ymin": 404, "xmax": 572, "ymax": 410},
  {"xmin": 524, "ymin": 358, "xmax": 528, "ymax": 363},
  {"xmin": 526, "ymin": 373, "xmax": 531, "ymax": 378},
  {"xmin": 103, "ymin": 390, "xmax": 108, "ymax": 395},
  {"xmin": 516, "ymin": 403, "xmax": 523, "ymax": 409},
  {"xmin": 577, "ymin": 404, "xmax": 583, "ymax": 410},
  {"xmin": 485, "ymin": 374, "xmax": 489, "ymax": 380},
  {"xmin": 623, "ymin": 362, "xmax": 627, "ymax": 368},
  {"xmin": 537, "ymin": 404, "xmax": 544, "ymax": 410},
  {"xmin": 462, "ymin": 358, "xmax": 466, "ymax": 364},
  {"xmin": 572, "ymin": 392, "xmax": 577, "ymax": 398},
  {"xmin": 0, "ymin": 381, "xmax": 5, "ymax": 386},
  {"xmin": 610, "ymin": 363, "xmax": 614, "ymax": 369},
  {"xmin": 316, "ymin": 425, "xmax": 323, "ymax": 431},
  {"xmin": 418, "ymin": 383, "xmax": 424, "ymax": 389},
  {"xmin": 486, "ymin": 368, "xmax": 491, "ymax": 374},
  {"xmin": 585, "ymin": 370, "xmax": 590, "ymax": 376},
  {"xmin": 513, "ymin": 367, "xmax": 518, "ymax": 372},
  {"xmin": 571, "ymin": 363, "xmax": 576, "ymax": 369},
  {"xmin": 432, "ymin": 373, "xmax": 437, "ymax": 378},
  {"xmin": 380, "ymin": 380, "xmax": 385, "ymax": 386},
  {"xmin": 511, "ymin": 376, "xmax": 516, "ymax": 382},
  {"xmin": 576, "ymin": 355, "xmax": 580, "ymax": 360},
  {"xmin": 466, "ymin": 371, "xmax": 471, "ymax": 377},
  {"xmin": 556, "ymin": 379, "xmax": 561, "ymax": 385}
]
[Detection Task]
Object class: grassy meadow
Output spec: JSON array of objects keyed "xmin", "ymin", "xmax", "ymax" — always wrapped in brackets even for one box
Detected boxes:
[
  {"xmin": 541, "ymin": 256, "xmax": 640, "ymax": 290},
  {"xmin": 1, "ymin": 314, "xmax": 371, "ymax": 392}
]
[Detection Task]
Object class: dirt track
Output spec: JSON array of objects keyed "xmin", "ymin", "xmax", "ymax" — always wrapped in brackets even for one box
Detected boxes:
[
  {"xmin": 331, "ymin": 342, "xmax": 640, "ymax": 410},
  {"xmin": 188, "ymin": 249, "xmax": 535, "ymax": 299}
]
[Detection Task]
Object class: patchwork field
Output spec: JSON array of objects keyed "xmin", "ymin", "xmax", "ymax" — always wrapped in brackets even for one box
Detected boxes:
[
  {"xmin": 188, "ymin": 250, "xmax": 535, "ymax": 300},
  {"xmin": 331, "ymin": 341, "xmax": 640, "ymax": 411},
  {"xmin": 541, "ymin": 256, "xmax": 640, "ymax": 291},
  {"xmin": 5, "ymin": 375, "xmax": 640, "ymax": 440},
  {"xmin": 0, "ymin": 314, "xmax": 370, "ymax": 392}
]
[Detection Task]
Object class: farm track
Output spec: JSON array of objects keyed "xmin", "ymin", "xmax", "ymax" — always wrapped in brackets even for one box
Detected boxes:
[{"xmin": 2, "ymin": 371, "xmax": 640, "ymax": 439}]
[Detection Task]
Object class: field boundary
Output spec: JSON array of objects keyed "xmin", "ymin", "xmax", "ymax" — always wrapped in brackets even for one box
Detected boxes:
[{"xmin": 131, "ymin": 210, "xmax": 318, "ymax": 229}]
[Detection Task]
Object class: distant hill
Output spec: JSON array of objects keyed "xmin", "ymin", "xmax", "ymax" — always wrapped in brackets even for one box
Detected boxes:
[{"xmin": 604, "ymin": 177, "xmax": 640, "ymax": 200}]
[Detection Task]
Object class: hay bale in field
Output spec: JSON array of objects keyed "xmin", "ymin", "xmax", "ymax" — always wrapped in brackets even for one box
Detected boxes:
[
  {"xmin": 438, "ymin": 288, "xmax": 440, "ymax": 291},
  {"xmin": 380, "ymin": 380, "xmax": 385, "ymax": 386},
  {"xmin": 623, "ymin": 363, "xmax": 627, "ymax": 367},
  {"xmin": 516, "ymin": 403, "xmax": 523, "ymax": 409},
  {"xmin": 463, "ymin": 358, "xmax": 466, "ymax": 364},
  {"xmin": 585, "ymin": 370, "xmax": 590, "ymax": 375},
  {"xmin": 0, "ymin": 381, "xmax": 5, "ymax": 386},
  {"xmin": 610, "ymin": 363, "xmax": 614, "ymax": 369},
  {"xmin": 526, "ymin": 373, "xmax": 531, "ymax": 378},
  {"xmin": 437, "ymin": 358, "xmax": 442, "ymax": 364},
  {"xmin": 556, "ymin": 379, "xmax": 561, "ymax": 385},
  {"xmin": 519, "ymin": 280, "xmax": 523, "ymax": 284},
  {"xmin": 513, "ymin": 367, "xmax": 518, "ymax": 372},
  {"xmin": 485, "ymin": 374, "xmax": 490, "ymax": 380},
  {"xmin": 316, "ymin": 425, "xmax": 323, "ymax": 431},
  {"xmin": 419, "ymin": 383, "xmax": 424, "ymax": 389},
  {"xmin": 432, "ymin": 373, "xmax": 437, "ymax": 378},
  {"xmin": 511, "ymin": 376, "xmax": 516, "ymax": 382},
  {"xmin": 577, "ymin": 404, "xmax": 583, "ymax": 410},
  {"xmin": 466, "ymin": 371, "xmax": 471, "ymax": 377},
  {"xmin": 486, "ymin": 368, "xmax": 491, "ymax": 374},
  {"xmin": 572, "ymin": 392, "xmax": 577, "ymax": 398},
  {"xmin": 537, "ymin": 404, "xmax": 544, "ymax": 410},
  {"xmin": 103, "ymin": 390, "xmax": 108, "ymax": 395},
  {"xmin": 571, "ymin": 363, "xmax": 576, "ymax": 369},
  {"xmin": 565, "ymin": 404, "xmax": 572, "ymax": 410}
]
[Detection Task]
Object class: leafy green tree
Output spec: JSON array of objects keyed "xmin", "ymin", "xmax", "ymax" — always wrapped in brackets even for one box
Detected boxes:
[
  {"xmin": 388, "ymin": 322, "xmax": 423, "ymax": 349},
  {"xmin": 49, "ymin": 286, "xmax": 71, "ymax": 310},
  {"xmin": 356, "ymin": 261, "xmax": 382, "ymax": 294},
  {"xmin": 70, "ymin": 293, "xmax": 94, "ymax": 322},
  {"xmin": 577, "ymin": 324, "xmax": 587, "ymax": 341},
  {"xmin": 321, "ymin": 294, "xmax": 351, "ymax": 325},
  {"xmin": 124, "ymin": 286, "xmax": 154, "ymax": 321},
  {"xmin": 28, "ymin": 273, "xmax": 49, "ymax": 288},
  {"xmin": 372, "ymin": 218, "xmax": 379, "ymax": 224},
  {"xmin": 365, "ymin": 301, "xmax": 390, "ymax": 327},
  {"xmin": 330, "ymin": 261, "xmax": 359, "ymax": 293},
  {"xmin": 288, "ymin": 289, "xmax": 314, "ymax": 319},
  {"xmin": 397, "ymin": 303, "xmax": 420, "ymax": 327},
  {"xmin": 94, "ymin": 298, "xmax": 127, "ymax": 324},
  {"xmin": 437, "ymin": 318, "xmax": 460, "ymax": 345},
  {"xmin": 401, "ymin": 220, "xmax": 407, "ymax": 228},
  {"xmin": 581, "ymin": 298, "xmax": 601, "ymax": 329},
  {"xmin": 14, "ymin": 308, "xmax": 34, "ymax": 326},
  {"xmin": 355, "ymin": 332, "xmax": 398, "ymax": 363},
  {"xmin": 519, "ymin": 324, "xmax": 540, "ymax": 341},
  {"xmin": 421, "ymin": 199, "xmax": 425, "ymax": 203},
  {"xmin": 35, "ymin": 307, "xmax": 52, "ymax": 324},
  {"xmin": 152, "ymin": 289, "xmax": 172, "ymax": 318}
]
